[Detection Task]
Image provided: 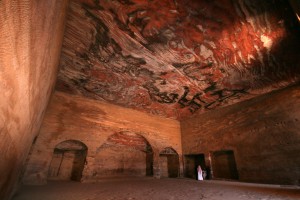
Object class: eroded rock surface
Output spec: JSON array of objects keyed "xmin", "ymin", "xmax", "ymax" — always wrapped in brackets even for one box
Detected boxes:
[{"xmin": 57, "ymin": 0, "xmax": 300, "ymax": 119}]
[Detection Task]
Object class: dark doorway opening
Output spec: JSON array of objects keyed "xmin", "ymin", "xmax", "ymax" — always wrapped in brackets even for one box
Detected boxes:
[
  {"xmin": 159, "ymin": 147, "xmax": 179, "ymax": 178},
  {"xmin": 48, "ymin": 140, "xmax": 87, "ymax": 181},
  {"xmin": 146, "ymin": 151, "xmax": 153, "ymax": 176},
  {"xmin": 184, "ymin": 154, "xmax": 206, "ymax": 179},
  {"xmin": 211, "ymin": 150, "xmax": 239, "ymax": 180}
]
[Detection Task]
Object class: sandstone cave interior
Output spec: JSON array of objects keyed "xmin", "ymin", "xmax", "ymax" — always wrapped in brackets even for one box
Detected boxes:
[{"xmin": 1, "ymin": 0, "xmax": 300, "ymax": 200}]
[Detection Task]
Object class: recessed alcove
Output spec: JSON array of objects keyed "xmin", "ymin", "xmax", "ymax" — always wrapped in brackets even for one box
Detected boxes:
[{"xmin": 48, "ymin": 140, "xmax": 87, "ymax": 181}]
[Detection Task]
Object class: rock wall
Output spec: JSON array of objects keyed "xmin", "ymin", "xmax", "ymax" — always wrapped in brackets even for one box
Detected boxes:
[
  {"xmin": 23, "ymin": 91, "xmax": 182, "ymax": 184},
  {"xmin": 57, "ymin": 0, "xmax": 300, "ymax": 119},
  {"xmin": 181, "ymin": 85, "xmax": 300, "ymax": 185},
  {"xmin": 0, "ymin": 0, "xmax": 69, "ymax": 199}
]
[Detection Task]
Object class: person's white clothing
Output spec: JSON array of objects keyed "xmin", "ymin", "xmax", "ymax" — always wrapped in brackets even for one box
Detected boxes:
[{"xmin": 197, "ymin": 165, "xmax": 203, "ymax": 180}]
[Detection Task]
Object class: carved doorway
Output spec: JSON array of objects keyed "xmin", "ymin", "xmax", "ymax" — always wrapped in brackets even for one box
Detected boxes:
[
  {"xmin": 159, "ymin": 147, "xmax": 179, "ymax": 178},
  {"xmin": 48, "ymin": 140, "xmax": 87, "ymax": 181},
  {"xmin": 211, "ymin": 150, "xmax": 239, "ymax": 180},
  {"xmin": 184, "ymin": 154, "xmax": 206, "ymax": 179}
]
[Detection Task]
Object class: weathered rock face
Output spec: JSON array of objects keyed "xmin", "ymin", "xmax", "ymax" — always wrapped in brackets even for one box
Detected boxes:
[
  {"xmin": 48, "ymin": 140, "xmax": 87, "ymax": 181},
  {"xmin": 0, "ymin": 0, "xmax": 68, "ymax": 199},
  {"xmin": 23, "ymin": 91, "xmax": 182, "ymax": 184},
  {"xmin": 95, "ymin": 131, "xmax": 154, "ymax": 177},
  {"xmin": 181, "ymin": 85, "xmax": 300, "ymax": 185},
  {"xmin": 57, "ymin": 0, "xmax": 300, "ymax": 119}
]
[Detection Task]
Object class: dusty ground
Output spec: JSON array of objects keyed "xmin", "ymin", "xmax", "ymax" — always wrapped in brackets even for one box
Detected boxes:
[{"xmin": 13, "ymin": 177, "xmax": 300, "ymax": 200}]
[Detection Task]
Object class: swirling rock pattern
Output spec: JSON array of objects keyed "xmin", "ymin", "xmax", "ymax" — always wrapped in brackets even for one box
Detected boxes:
[{"xmin": 57, "ymin": 0, "xmax": 300, "ymax": 119}]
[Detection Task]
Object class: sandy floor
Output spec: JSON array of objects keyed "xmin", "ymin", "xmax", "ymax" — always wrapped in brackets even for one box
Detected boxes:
[{"xmin": 12, "ymin": 177, "xmax": 300, "ymax": 200}]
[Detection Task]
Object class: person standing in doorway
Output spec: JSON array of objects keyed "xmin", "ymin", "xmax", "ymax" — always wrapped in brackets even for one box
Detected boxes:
[{"xmin": 197, "ymin": 165, "xmax": 203, "ymax": 180}]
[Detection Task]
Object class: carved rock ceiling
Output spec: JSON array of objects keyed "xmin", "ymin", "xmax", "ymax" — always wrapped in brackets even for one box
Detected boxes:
[{"xmin": 56, "ymin": 0, "xmax": 300, "ymax": 120}]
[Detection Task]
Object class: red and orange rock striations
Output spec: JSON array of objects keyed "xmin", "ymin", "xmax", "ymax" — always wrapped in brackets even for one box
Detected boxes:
[{"xmin": 57, "ymin": 0, "xmax": 300, "ymax": 119}]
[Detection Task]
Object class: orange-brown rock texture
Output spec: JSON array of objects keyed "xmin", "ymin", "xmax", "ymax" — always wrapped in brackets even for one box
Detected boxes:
[
  {"xmin": 0, "ymin": 0, "xmax": 69, "ymax": 199},
  {"xmin": 2, "ymin": 1, "xmax": 300, "ymax": 199},
  {"xmin": 23, "ymin": 91, "xmax": 182, "ymax": 184},
  {"xmin": 57, "ymin": 0, "xmax": 300, "ymax": 120},
  {"xmin": 181, "ymin": 85, "xmax": 300, "ymax": 185}
]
